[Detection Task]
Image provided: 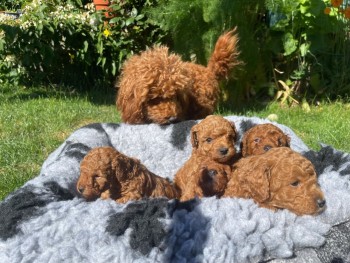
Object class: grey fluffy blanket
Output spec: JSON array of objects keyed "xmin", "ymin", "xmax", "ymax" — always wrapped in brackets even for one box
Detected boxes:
[{"xmin": 1, "ymin": 116, "xmax": 350, "ymax": 263}]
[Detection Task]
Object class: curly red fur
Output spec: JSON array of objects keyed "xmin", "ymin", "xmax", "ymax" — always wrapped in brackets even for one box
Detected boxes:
[
  {"xmin": 174, "ymin": 115, "xmax": 237, "ymax": 201},
  {"xmin": 241, "ymin": 123, "xmax": 290, "ymax": 157},
  {"xmin": 223, "ymin": 147, "xmax": 326, "ymax": 215},
  {"xmin": 77, "ymin": 146, "xmax": 179, "ymax": 203},
  {"xmin": 116, "ymin": 28, "xmax": 241, "ymax": 124}
]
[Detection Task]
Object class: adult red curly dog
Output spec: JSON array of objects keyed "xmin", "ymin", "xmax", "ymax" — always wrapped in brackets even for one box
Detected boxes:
[{"xmin": 116, "ymin": 28, "xmax": 241, "ymax": 124}]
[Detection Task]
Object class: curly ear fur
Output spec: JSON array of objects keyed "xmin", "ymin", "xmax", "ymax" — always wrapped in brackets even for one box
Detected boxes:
[
  {"xmin": 243, "ymin": 162, "xmax": 271, "ymax": 203},
  {"xmin": 240, "ymin": 126, "xmax": 255, "ymax": 157},
  {"xmin": 116, "ymin": 61, "xmax": 149, "ymax": 123},
  {"xmin": 229, "ymin": 121, "xmax": 238, "ymax": 141},
  {"xmin": 224, "ymin": 156, "xmax": 271, "ymax": 203}
]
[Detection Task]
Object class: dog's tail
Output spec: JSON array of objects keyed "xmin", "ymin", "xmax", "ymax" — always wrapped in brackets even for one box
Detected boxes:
[{"xmin": 207, "ymin": 27, "xmax": 241, "ymax": 80}]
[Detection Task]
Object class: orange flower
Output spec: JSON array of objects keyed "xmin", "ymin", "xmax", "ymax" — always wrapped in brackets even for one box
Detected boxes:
[
  {"xmin": 345, "ymin": 7, "xmax": 350, "ymax": 19},
  {"xmin": 324, "ymin": 7, "xmax": 331, "ymax": 14},
  {"xmin": 331, "ymin": 0, "xmax": 343, "ymax": 8}
]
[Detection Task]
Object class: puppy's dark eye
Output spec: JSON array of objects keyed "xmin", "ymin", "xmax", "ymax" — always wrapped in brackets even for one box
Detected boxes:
[
  {"xmin": 291, "ymin": 181, "xmax": 299, "ymax": 187},
  {"xmin": 254, "ymin": 138, "xmax": 260, "ymax": 143},
  {"xmin": 263, "ymin": 145, "xmax": 272, "ymax": 152},
  {"xmin": 94, "ymin": 174, "xmax": 103, "ymax": 180},
  {"xmin": 206, "ymin": 137, "xmax": 213, "ymax": 143}
]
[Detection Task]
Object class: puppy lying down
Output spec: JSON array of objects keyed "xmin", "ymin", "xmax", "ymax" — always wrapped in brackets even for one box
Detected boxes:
[
  {"xmin": 76, "ymin": 124, "xmax": 326, "ymax": 216},
  {"xmin": 77, "ymin": 146, "xmax": 179, "ymax": 203},
  {"xmin": 223, "ymin": 147, "xmax": 326, "ymax": 216}
]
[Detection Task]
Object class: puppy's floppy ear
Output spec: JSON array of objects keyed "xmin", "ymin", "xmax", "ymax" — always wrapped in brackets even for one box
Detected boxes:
[
  {"xmin": 117, "ymin": 73, "xmax": 150, "ymax": 123},
  {"xmin": 229, "ymin": 121, "xmax": 238, "ymax": 141},
  {"xmin": 123, "ymin": 88, "xmax": 149, "ymax": 122},
  {"xmin": 241, "ymin": 128, "xmax": 254, "ymax": 157},
  {"xmin": 244, "ymin": 162, "xmax": 271, "ymax": 203},
  {"xmin": 190, "ymin": 124, "xmax": 199, "ymax": 148}
]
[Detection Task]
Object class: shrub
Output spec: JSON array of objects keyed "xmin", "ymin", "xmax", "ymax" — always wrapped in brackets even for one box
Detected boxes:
[
  {"xmin": 0, "ymin": 0, "xmax": 165, "ymax": 89},
  {"xmin": 265, "ymin": 0, "xmax": 350, "ymax": 101},
  {"xmin": 148, "ymin": 0, "xmax": 350, "ymax": 105}
]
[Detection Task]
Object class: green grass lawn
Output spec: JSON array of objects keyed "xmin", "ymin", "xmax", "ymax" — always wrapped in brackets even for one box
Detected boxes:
[
  {"xmin": 0, "ymin": 85, "xmax": 119, "ymax": 200},
  {"xmin": 1, "ymin": 84, "xmax": 350, "ymax": 200}
]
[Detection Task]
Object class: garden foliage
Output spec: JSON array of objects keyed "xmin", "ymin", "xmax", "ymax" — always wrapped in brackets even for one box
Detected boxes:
[
  {"xmin": 0, "ymin": 0, "xmax": 164, "ymax": 88},
  {"xmin": 1, "ymin": 0, "xmax": 350, "ymax": 102},
  {"xmin": 148, "ymin": 0, "xmax": 350, "ymax": 103}
]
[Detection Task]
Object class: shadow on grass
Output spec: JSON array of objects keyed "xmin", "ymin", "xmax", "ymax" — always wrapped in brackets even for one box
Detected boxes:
[
  {"xmin": 1, "ymin": 84, "xmax": 116, "ymax": 106},
  {"xmin": 1, "ymin": 82, "xmax": 273, "ymax": 114},
  {"xmin": 217, "ymin": 98, "xmax": 271, "ymax": 116}
]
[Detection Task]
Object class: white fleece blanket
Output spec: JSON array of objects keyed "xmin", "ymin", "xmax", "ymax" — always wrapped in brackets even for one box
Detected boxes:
[{"xmin": 1, "ymin": 116, "xmax": 350, "ymax": 263}]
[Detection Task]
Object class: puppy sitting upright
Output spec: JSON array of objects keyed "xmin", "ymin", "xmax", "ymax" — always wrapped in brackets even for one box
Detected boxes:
[
  {"xmin": 241, "ymin": 123, "xmax": 290, "ymax": 157},
  {"xmin": 174, "ymin": 115, "xmax": 237, "ymax": 201},
  {"xmin": 77, "ymin": 146, "xmax": 179, "ymax": 203}
]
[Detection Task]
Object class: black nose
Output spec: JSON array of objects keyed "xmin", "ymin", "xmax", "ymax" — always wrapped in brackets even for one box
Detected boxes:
[
  {"xmin": 219, "ymin": 148, "xmax": 228, "ymax": 155},
  {"xmin": 78, "ymin": 186, "xmax": 84, "ymax": 194},
  {"xmin": 263, "ymin": 145, "xmax": 272, "ymax": 152},
  {"xmin": 317, "ymin": 199, "xmax": 326, "ymax": 208},
  {"xmin": 207, "ymin": 169, "xmax": 218, "ymax": 179}
]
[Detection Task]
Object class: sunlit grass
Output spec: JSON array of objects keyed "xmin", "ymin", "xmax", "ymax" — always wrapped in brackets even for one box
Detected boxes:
[
  {"xmin": 0, "ymin": 84, "xmax": 118, "ymax": 199},
  {"xmin": 1, "ymin": 84, "xmax": 350, "ymax": 200}
]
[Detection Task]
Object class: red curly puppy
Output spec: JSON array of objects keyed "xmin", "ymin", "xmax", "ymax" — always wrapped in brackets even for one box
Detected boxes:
[
  {"xmin": 116, "ymin": 28, "xmax": 241, "ymax": 124},
  {"xmin": 241, "ymin": 123, "xmax": 290, "ymax": 157},
  {"xmin": 174, "ymin": 115, "xmax": 237, "ymax": 201},
  {"xmin": 77, "ymin": 147, "xmax": 179, "ymax": 203},
  {"xmin": 223, "ymin": 147, "xmax": 326, "ymax": 215},
  {"xmin": 195, "ymin": 159, "xmax": 231, "ymax": 199}
]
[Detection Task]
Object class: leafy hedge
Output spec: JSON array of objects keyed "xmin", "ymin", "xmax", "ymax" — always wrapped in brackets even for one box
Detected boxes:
[{"xmin": 0, "ymin": 0, "xmax": 165, "ymax": 88}]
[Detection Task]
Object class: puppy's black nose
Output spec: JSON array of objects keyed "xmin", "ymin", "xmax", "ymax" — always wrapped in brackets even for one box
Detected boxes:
[
  {"xmin": 317, "ymin": 199, "xmax": 326, "ymax": 208},
  {"xmin": 78, "ymin": 186, "xmax": 84, "ymax": 194},
  {"xmin": 264, "ymin": 145, "xmax": 272, "ymax": 152},
  {"xmin": 207, "ymin": 169, "xmax": 218, "ymax": 178},
  {"xmin": 219, "ymin": 148, "xmax": 228, "ymax": 155}
]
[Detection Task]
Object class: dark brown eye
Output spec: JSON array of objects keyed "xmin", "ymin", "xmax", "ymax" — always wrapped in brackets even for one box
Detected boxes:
[
  {"xmin": 291, "ymin": 181, "xmax": 299, "ymax": 187},
  {"xmin": 254, "ymin": 138, "xmax": 260, "ymax": 143},
  {"xmin": 206, "ymin": 137, "xmax": 212, "ymax": 143}
]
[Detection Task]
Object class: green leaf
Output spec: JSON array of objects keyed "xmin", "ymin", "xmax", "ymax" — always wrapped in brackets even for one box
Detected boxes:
[
  {"xmin": 97, "ymin": 41, "xmax": 103, "ymax": 54},
  {"xmin": 130, "ymin": 7, "xmax": 138, "ymax": 17},
  {"xmin": 111, "ymin": 61, "xmax": 116, "ymax": 76},
  {"xmin": 125, "ymin": 18, "xmax": 135, "ymax": 26},
  {"xmin": 299, "ymin": 4, "xmax": 309, "ymax": 14},
  {"xmin": 135, "ymin": 14, "xmax": 145, "ymax": 21},
  {"xmin": 110, "ymin": 4, "xmax": 121, "ymax": 11},
  {"xmin": 299, "ymin": 43, "xmax": 309, "ymax": 57},
  {"xmin": 109, "ymin": 16, "xmax": 121, "ymax": 24},
  {"xmin": 282, "ymin": 32, "xmax": 298, "ymax": 56},
  {"xmin": 83, "ymin": 41, "xmax": 88, "ymax": 52}
]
